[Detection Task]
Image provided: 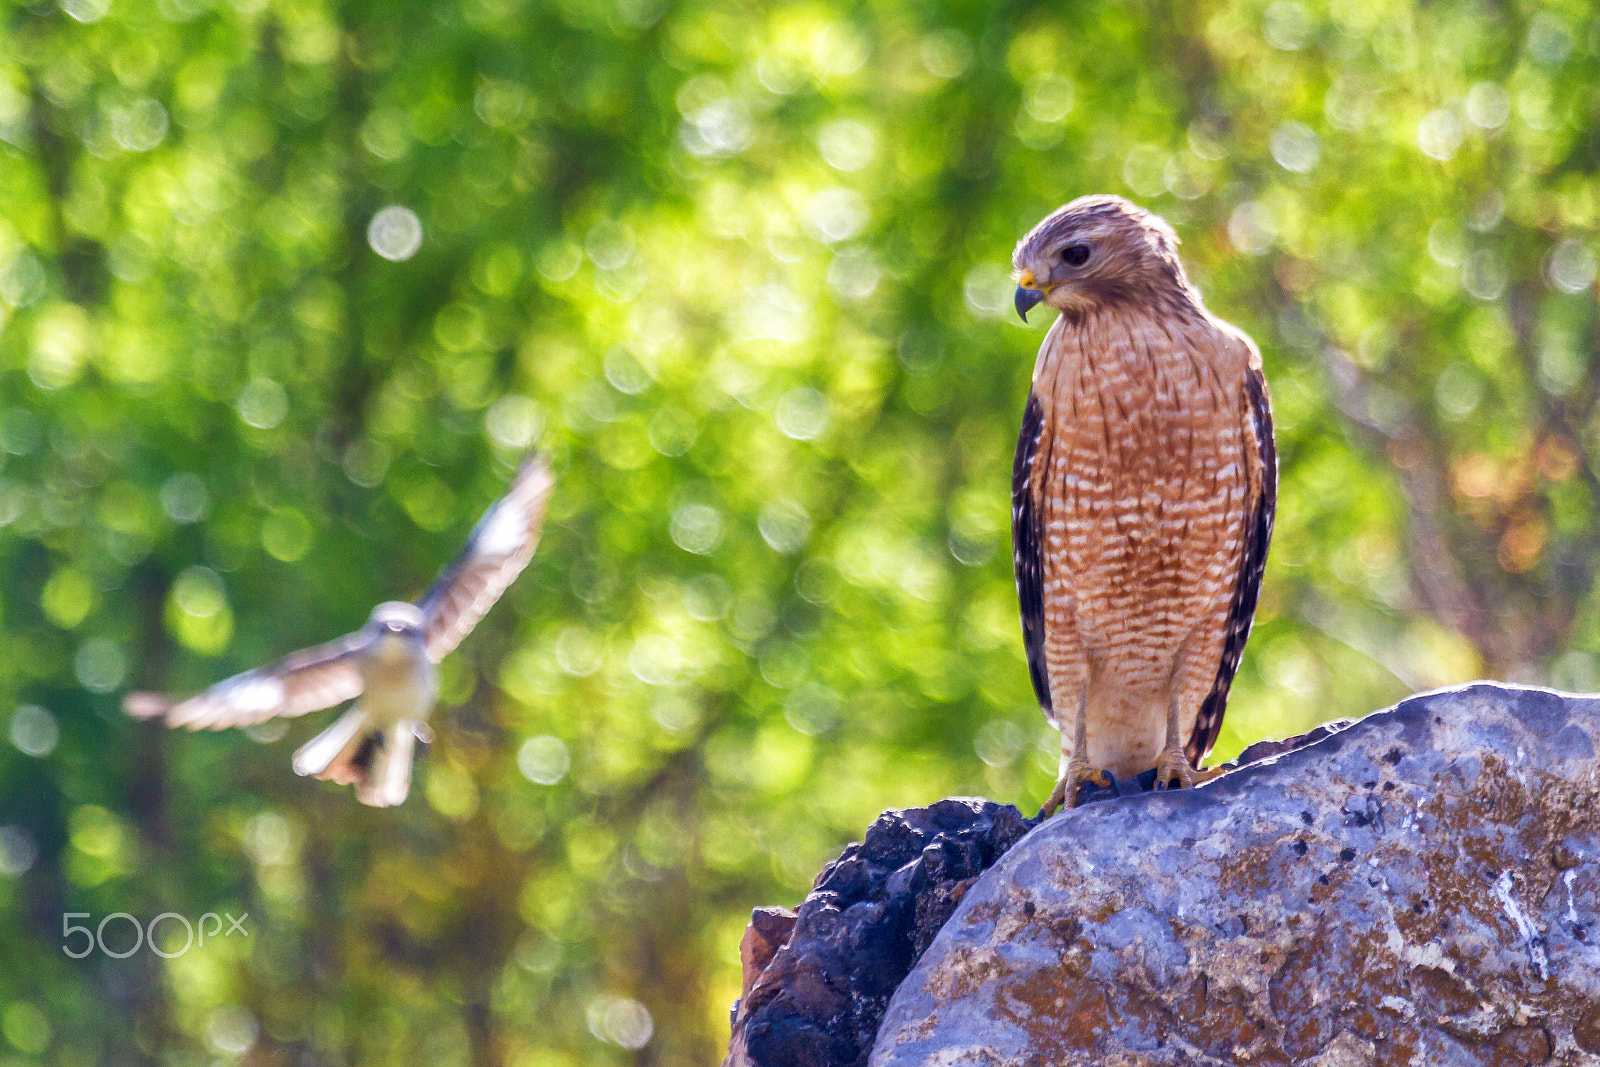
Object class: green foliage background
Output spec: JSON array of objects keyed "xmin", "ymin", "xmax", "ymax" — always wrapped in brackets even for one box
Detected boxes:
[{"xmin": 0, "ymin": 0, "xmax": 1597, "ymax": 1061}]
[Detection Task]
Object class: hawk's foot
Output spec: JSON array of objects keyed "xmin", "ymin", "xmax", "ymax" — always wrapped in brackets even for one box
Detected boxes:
[
  {"xmin": 1040, "ymin": 760, "xmax": 1114, "ymax": 818},
  {"xmin": 1153, "ymin": 747, "xmax": 1199, "ymax": 792}
]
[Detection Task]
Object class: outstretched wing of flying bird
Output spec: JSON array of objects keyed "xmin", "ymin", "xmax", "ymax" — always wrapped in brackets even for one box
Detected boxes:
[
  {"xmin": 123, "ymin": 633, "xmax": 367, "ymax": 730},
  {"xmin": 415, "ymin": 454, "xmax": 556, "ymax": 663}
]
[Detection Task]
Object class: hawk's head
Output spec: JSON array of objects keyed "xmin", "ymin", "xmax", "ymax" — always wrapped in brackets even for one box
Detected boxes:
[
  {"xmin": 1011, "ymin": 194, "xmax": 1193, "ymax": 323},
  {"xmin": 368, "ymin": 601, "xmax": 426, "ymax": 639}
]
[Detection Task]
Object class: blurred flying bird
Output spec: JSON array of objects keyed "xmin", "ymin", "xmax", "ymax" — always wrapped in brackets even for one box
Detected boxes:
[
  {"xmin": 125, "ymin": 454, "xmax": 555, "ymax": 807},
  {"xmin": 1010, "ymin": 195, "xmax": 1276, "ymax": 814}
]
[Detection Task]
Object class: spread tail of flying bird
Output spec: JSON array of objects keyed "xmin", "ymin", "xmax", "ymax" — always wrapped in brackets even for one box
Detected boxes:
[{"xmin": 292, "ymin": 707, "xmax": 419, "ymax": 808}]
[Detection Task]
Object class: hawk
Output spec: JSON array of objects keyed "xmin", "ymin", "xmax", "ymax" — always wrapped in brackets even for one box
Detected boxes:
[
  {"xmin": 1010, "ymin": 195, "xmax": 1276, "ymax": 814},
  {"xmin": 125, "ymin": 454, "xmax": 555, "ymax": 807}
]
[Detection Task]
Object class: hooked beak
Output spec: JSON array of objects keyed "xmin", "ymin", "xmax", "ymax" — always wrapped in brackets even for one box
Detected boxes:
[
  {"xmin": 1014, "ymin": 268, "xmax": 1046, "ymax": 323},
  {"xmin": 1014, "ymin": 285, "xmax": 1044, "ymax": 323}
]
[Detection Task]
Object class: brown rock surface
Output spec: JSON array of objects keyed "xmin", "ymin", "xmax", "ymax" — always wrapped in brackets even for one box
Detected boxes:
[
  {"xmin": 741, "ymin": 907, "xmax": 798, "ymax": 999},
  {"xmin": 869, "ymin": 683, "xmax": 1600, "ymax": 1066}
]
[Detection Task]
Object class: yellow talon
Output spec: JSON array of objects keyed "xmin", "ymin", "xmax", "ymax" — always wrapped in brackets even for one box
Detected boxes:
[
  {"xmin": 1153, "ymin": 747, "xmax": 1198, "ymax": 792},
  {"xmin": 1041, "ymin": 760, "xmax": 1115, "ymax": 817}
]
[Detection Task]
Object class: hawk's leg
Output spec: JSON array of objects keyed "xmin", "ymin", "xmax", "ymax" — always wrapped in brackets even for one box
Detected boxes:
[
  {"xmin": 1040, "ymin": 684, "xmax": 1111, "ymax": 817},
  {"xmin": 1153, "ymin": 689, "xmax": 1221, "ymax": 791},
  {"xmin": 1154, "ymin": 687, "xmax": 1194, "ymax": 791}
]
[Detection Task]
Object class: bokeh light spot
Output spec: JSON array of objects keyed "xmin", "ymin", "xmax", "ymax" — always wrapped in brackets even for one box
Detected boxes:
[
  {"xmin": 758, "ymin": 499, "xmax": 812, "ymax": 553},
  {"xmin": 802, "ymin": 188, "xmax": 868, "ymax": 244},
  {"xmin": 0, "ymin": 827, "xmax": 37, "ymax": 877},
  {"xmin": 975, "ymin": 719, "xmax": 1026, "ymax": 767},
  {"xmin": 963, "ymin": 263, "xmax": 1015, "ymax": 317},
  {"xmin": 0, "ymin": 408, "xmax": 41, "ymax": 455},
  {"xmin": 774, "ymin": 387, "xmax": 829, "ymax": 441},
  {"xmin": 341, "ymin": 439, "xmax": 390, "ymax": 488},
  {"xmin": 10, "ymin": 705, "xmax": 59, "ymax": 758},
  {"xmin": 111, "ymin": 99, "xmax": 168, "ymax": 152},
  {"xmin": 236, "ymin": 378, "xmax": 288, "ymax": 429},
  {"xmin": 679, "ymin": 99, "xmax": 751, "ymax": 159},
  {"xmin": 1462, "ymin": 250, "xmax": 1506, "ymax": 301},
  {"xmin": 587, "ymin": 995, "xmax": 653, "ymax": 1049},
  {"xmin": 647, "ymin": 406, "xmax": 700, "ymax": 457},
  {"xmin": 159, "ymin": 472, "xmax": 209, "ymax": 523},
  {"xmin": 172, "ymin": 566, "xmax": 226, "ymax": 617},
  {"xmin": 74, "ymin": 638, "xmax": 126, "ymax": 693},
  {"xmin": 827, "ymin": 248, "xmax": 880, "ymax": 301},
  {"xmin": 29, "ymin": 303, "xmax": 91, "ymax": 389},
  {"xmin": 367, "ymin": 206, "xmax": 423, "ymax": 261},
  {"xmin": 1262, "ymin": 1, "xmax": 1311, "ymax": 49},
  {"xmin": 1546, "ymin": 240, "xmax": 1596, "ymax": 294},
  {"xmin": 1023, "ymin": 74, "xmax": 1075, "ymax": 123},
  {"xmin": 1122, "ymin": 146, "xmax": 1168, "ymax": 198},
  {"xmin": 60, "ymin": 0, "xmax": 110, "ymax": 22},
  {"xmin": 205, "ymin": 1007, "xmax": 258, "ymax": 1057},
  {"xmin": 1227, "ymin": 201, "xmax": 1276, "ymax": 255},
  {"xmin": 1, "ymin": 1002, "xmax": 50, "ymax": 1055},
  {"xmin": 242, "ymin": 812, "xmax": 293, "ymax": 865},
  {"xmin": 517, "ymin": 735, "xmax": 571, "ymax": 785},
  {"xmin": 42, "ymin": 568, "xmax": 95, "ymax": 629},
  {"xmin": 817, "ymin": 119, "xmax": 875, "ymax": 172},
  {"xmin": 919, "ymin": 30, "xmax": 973, "ymax": 79},
  {"xmin": 683, "ymin": 574, "xmax": 731, "ymax": 621},
  {"xmin": 1417, "ymin": 109, "xmax": 1463, "ymax": 162},
  {"xmin": 1, "ymin": 251, "xmax": 46, "ymax": 308},
  {"xmin": 1270, "ymin": 122, "xmax": 1320, "ymax": 173},
  {"xmin": 1466, "ymin": 83, "xmax": 1510, "ymax": 130},
  {"xmin": 670, "ymin": 503, "xmax": 723, "ymax": 555},
  {"xmin": 486, "ymin": 395, "xmax": 545, "ymax": 450}
]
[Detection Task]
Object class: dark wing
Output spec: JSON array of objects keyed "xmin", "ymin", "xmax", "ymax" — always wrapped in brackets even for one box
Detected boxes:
[
  {"xmin": 1012, "ymin": 393, "xmax": 1052, "ymax": 717},
  {"xmin": 1187, "ymin": 361, "xmax": 1277, "ymax": 765},
  {"xmin": 415, "ymin": 453, "xmax": 555, "ymax": 662},
  {"xmin": 124, "ymin": 632, "xmax": 367, "ymax": 730}
]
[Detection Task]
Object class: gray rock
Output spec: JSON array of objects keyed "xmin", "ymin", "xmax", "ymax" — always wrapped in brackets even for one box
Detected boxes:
[
  {"xmin": 869, "ymin": 683, "xmax": 1600, "ymax": 1066},
  {"xmin": 725, "ymin": 721, "xmax": 1357, "ymax": 1067}
]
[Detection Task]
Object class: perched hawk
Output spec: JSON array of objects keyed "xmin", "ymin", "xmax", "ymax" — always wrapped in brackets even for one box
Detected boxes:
[
  {"xmin": 125, "ymin": 455, "xmax": 555, "ymax": 807},
  {"xmin": 1010, "ymin": 196, "xmax": 1276, "ymax": 814}
]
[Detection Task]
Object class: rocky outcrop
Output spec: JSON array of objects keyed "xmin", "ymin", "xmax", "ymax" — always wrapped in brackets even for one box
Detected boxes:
[
  {"xmin": 724, "ymin": 714, "xmax": 1357, "ymax": 1067},
  {"xmin": 725, "ymin": 798, "xmax": 1037, "ymax": 1067},
  {"xmin": 871, "ymin": 684, "xmax": 1600, "ymax": 1066}
]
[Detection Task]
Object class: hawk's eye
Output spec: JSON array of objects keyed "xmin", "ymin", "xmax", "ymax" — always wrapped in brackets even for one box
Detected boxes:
[{"xmin": 1061, "ymin": 243, "xmax": 1092, "ymax": 267}]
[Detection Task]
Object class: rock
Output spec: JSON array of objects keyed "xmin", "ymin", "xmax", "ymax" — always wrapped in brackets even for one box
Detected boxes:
[
  {"xmin": 741, "ymin": 907, "xmax": 799, "ymax": 1000},
  {"xmin": 725, "ymin": 720, "xmax": 1354, "ymax": 1067},
  {"xmin": 724, "ymin": 798, "xmax": 1037, "ymax": 1067},
  {"xmin": 869, "ymin": 684, "xmax": 1600, "ymax": 1066}
]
